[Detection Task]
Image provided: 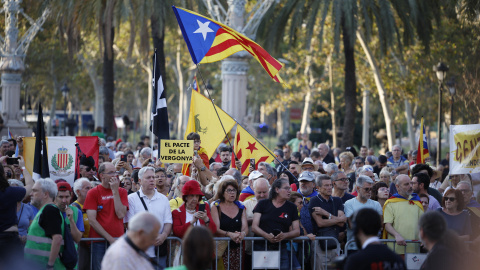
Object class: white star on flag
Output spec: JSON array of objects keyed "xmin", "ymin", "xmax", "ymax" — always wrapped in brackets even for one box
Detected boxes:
[{"xmin": 193, "ymin": 20, "xmax": 214, "ymax": 40}]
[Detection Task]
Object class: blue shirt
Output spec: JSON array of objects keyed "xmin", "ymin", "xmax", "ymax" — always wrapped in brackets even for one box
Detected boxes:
[
  {"xmin": 16, "ymin": 203, "xmax": 35, "ymax": 236},
  {"xmin": 61, "ymin": 207, "xmax": 85, "ymax": 232}
]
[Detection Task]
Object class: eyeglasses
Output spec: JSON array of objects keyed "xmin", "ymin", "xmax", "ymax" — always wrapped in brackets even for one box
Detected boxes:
[
  {"xmin": 103, "ymin": 171, "xmax": 120, "ymax": 175},
  {"xmin": 85, "ymin": 167, "xmax": 96, "ymax": 172},
  {"xmin": 225, "ymin": 189, "xmax": 237, "ymax": 193},
  {"xmin": 362, "ymin": 187, "xmax": 372, "ymax": 192},
  {"xmin": 458, "ymin": 189, "xmax": 471, "ymax": 194},
  {"xmin": 444, "ymin": 197, "xmax": 456, "ymax": 202},
  {"xmin": 281, "ymin": 186, "xmax": 292, "ymax": 191},
  {"xmin": 378, "ymin": 187, "xmax": 389, "ymax": 192},
  {"xmin": 336, "ymin": 178, "xmax": 349, "ymax": 182}
]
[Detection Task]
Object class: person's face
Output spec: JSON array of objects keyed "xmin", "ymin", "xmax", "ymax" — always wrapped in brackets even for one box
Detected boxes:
[
  {"xmin": 357, "ymin": 182, "xmax": 373, "ymax": 200},
  {"xmin": 283, "ymin": 148, "xmax": 291, "ymax": 159},
  {"xmin": 340, "ymin": 157, "xmax": 350, "ymax": 169},
  {"xmin": 451, "ymin": 174, "xmax": 461, "ymax": 186},
  {"xmin": 378, "ymin": 162, "xmax": 387, "ymax": 169},
  {"xmin": 362, "ymin": 171, "xmax": 375, "ymax": 182},
  {"xmin": 254, "ymin": 182, "xmax": 269, "ymax": 200},
  {"xmin": 412, "ymin": 176, "xmax": 420, "ymax": 193},
  {"xmin": 377, "ymin": 186, "xmax": 389, "ymax": 199},
  {"xmin": 420, "ymin": 197, "xmax": 429, "ymax": 209},
  {"xmin": 4, "ymin": 167, "xmax": 13, "ymax": 178},
  {"xmin": 380, "ymin": 174, "xmax": 390, "ymax": 184},
  {"xmin": 258, "ymin": 165, "xmax": 267, "ymax": 176},
  {"xmin": 411, "ymin": 154, "xmax": 417, "ymax": 162},
  {"xmin": 30, "ymin": 182, "xmax": 45, "ymax": 208},
  {"xmin": 193, "ymin": 139, "xmax": 201, "ymax": 151},
  {"xmin": 155, "ymin": 171, "xmax": 166, "ymax": 187},
  {"xmin": 1, "ymin": 143, "xmax": 9, "ymax": 153},
  {"xmin": 392, "ymin": 147, "xmax": 402, "ymax": 159},
  {"xmin": 13, "ymin": 165, "xmax": 21, "ymax": 178},
  {"xmin": 296, "ymin": 132, "xmax": 302, "ymax": 139},
  {"xmin": 355, "ymin": 159, "xmax": 364, "ymax": 168},
  {"xmin": 141, "ymin": 170, "xmax": 156, "ymax": 190},
  {"xmin": 223, "ymin": 185, "xmax": 237, "ymax": 202},
  {"xmin": 368, "ymin": 149, "xmax": 374, "ymax": 156},
  {"xmin": 294, "ymin": 197, "xmax": 303, "ymax": 211},
  {"xmin": 177, "ymin": 177, "xmax": 189, "ymax": 193},
  {"xmin": 173, "ymin": 164, "xmax": 182, "ymax": 173},
  {"xmin": 276, "ymin": 182, "xmax": 291, "ymax": 200},
  {"xmin": 55, "ymin": 190, "xmax": 72, "ymax": 212},
  {"xmin": 396, "ymin": 176, "xmax": 413, "ymax": 197},
  {"xmin": 100, "ymin": 163, "xmax": 118, "ymax": 186},
  {"xmin": 123, "ymin": 179, "xmax": 132, "ymax": 190},
  {"xmin": 127, "ymin": 154, "xmax": 134, "ymax": 163},
  {"xmin": 123, "ymin": 170, "xmax": 131, "ymax": 178},
  {"xmin": 8, "ymin": 141, "xmax": 15, "ymax": 151},
  {"xmin": 318, "ymin": 180, "xmax": 333, "ymax": 197},
  {"xmin": 444, "ymin": 193, "xmax": 458, "ymax": 210},
  {"xmin": 360, "ymin": 148, "xmax": 367, "ymax": 157},
  {"xmin": 318, "ymin": 146, "xmax": 326, "ymax": 157},
  {"xmin": 334, "ymin": 173, "xmax": 349, "ymax": 191},
  {"xmin": 220, "ymin": 151, "xmax": 231, "ymax": 163},
  {"xmin": 211, "ymin": 164, "xmax": 222, "ymax": 177},
  {"xmin": 457, "ymin": 183, "xmax": 472, "ymax": 204},
  {"xmin": 288, "ymin": 164, "xmax": 299, "ymax": 177},
  {"xmin": 302, "ymin": 165, "xmax": 314, "ymax": 172},
  {"xmin": 78, "ymin": 181, "xmax": 92, "ymax": 199},
  {"xmin": 80, "ymin": 165, "xmax": 95, "ymax": 180},
  {"xmin": 185, "ymin": 194, "xmax": 200, "ymax": 209},
  {"xmin": 302, "ymin": 133, "xmax": 309, "ymax": 140},
  {"xmin": 299, "ymin": 181, "xmax": 315, "ymax": 196}
]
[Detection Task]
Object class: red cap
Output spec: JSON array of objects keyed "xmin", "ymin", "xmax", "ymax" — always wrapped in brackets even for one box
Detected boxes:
[
  {"xmin": 57, "ymin": 182, "xmax": 72, "ymax": 193},
  {"xmin": 182, "ymin": 180, "xmax": 204, "ymax": 197}
]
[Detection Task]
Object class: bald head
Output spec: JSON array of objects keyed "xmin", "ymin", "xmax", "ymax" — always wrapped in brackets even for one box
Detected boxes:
[
  {"xmin": 395, "ymin": 174, "xmax": 413, "ymax": 198},
  {"xmin": 127, "ymin": 212, "xmax": 161, "ymax": 251},
  {"xmin": 253, "ymin": 178, "xmax": 270, "ymax": 200}
]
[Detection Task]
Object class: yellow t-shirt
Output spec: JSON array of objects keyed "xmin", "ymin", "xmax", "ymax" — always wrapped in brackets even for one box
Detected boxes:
[
  {"xmin": 169, "ymin": 197, "xmax": 184, "ymax": 212},
  {"xmin": 72, "ymin": 200, "xmax": 90, "ymax": 238},
  {"xmin": 383, "ymin": 198, "xmax": 423, "ymax": 254}
]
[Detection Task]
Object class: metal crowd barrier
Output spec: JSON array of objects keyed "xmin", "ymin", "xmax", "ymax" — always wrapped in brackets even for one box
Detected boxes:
[
  {"xmin": 344, "ymin": 239, "xmax": 422, "ymax": 256},
  {"xmin": 78, "ymin": 236, "xmax": 340, "ymax": 270}
]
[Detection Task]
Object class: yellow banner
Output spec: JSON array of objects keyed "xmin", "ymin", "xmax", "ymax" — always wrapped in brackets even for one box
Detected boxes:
[
  {"xmin": 159, "ymin": 140, "xmax": 194, "ymax": 164},
  {"xmin": 450, "ymin": 124, "xmax": 480, "ymax": 174}
]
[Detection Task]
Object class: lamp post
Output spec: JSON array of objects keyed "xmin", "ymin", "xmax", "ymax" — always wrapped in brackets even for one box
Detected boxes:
[
  {"xmin": 433, "ymin": 62, "xmax": 449, "ymax": 166},
  {"xmin": 446, "ymin": 77, "xmax": 456, "ymax": 126},
  {"xmin": 61, "ymin": 83, "xmax": 70, "ymax": 136}
]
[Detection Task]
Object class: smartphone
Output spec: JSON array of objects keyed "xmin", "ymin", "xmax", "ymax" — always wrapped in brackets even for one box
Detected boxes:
[
  {"xmin": 194, "ymin": 150, "xmax": 198, "ymax": 156},
  {"xmin": 272, "ymin": 229, "xmax": 281, "ymax": 236},
  {"xmin": 6, "ymin": 157, "xmax": 19, "ymax": 165},
  {"xmin": 198, "ymin": 204, "xmax": 205, "ymax": 212},
  {"xmin": 250, "ymin": 158, "xmax": 255, "ymax": 169},
  {"xmin": 120, "ymin": 155, "xmax": 127, "ymax": 162}
]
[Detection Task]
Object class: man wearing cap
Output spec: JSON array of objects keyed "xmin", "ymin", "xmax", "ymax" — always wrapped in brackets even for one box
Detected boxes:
[
  {"xmin": 239, "ymin": 170, "xmax": 264, "ymax": 202},
  {"xmin": 79, "ymin": 156, "xmax": 97, "ymax": 181},
  {"xmin": 83, "ymin": 162, "xmax": 129, "ymax": 270},
  {"xmin": 125, "ymin": 167, "xmax": 172, "ymax": 269},
  {"xmin": 55, "ymin": 182, "xmax": 84, "ymax": 244},
  {"xmin": 297, "ymin": 171, "xmax": 318, "ymax": 239}
]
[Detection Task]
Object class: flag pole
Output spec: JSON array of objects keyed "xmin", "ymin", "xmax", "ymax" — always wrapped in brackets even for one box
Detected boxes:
[{"xmin": 195, "ymin": 64, "xmax": 238, "ymax": 161}]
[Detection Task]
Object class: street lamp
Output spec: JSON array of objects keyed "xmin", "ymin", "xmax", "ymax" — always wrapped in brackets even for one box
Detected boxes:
[
  {"xmin": 61, "ymin": 83, "xmax": 70, "ymax": 136},
  {"xmin": 433, "ymin": 62, "xmax": 449, "ymax": 166},
  {"xmin": 446, "ymin": 77, "xmax": 456, "ymax": 126}
]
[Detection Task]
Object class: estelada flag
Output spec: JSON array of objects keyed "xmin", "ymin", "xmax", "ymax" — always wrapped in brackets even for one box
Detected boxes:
[
  {"xmin": 192, "ymin": 75, "xmax": 199, "ymax": 92},
  {"xmin": 24, "ymin": 136, "xmax": 99, "ymax": 186},
  {"xmin": 172, "ymin": 6, "xmax": 285, "ymax": 84},
  {"xmin": 184, "ymin": 90, "xmax": 236, "ymax": 158},
  {"xmin": 416, "ymin": 117, "xmax": 430, "ymax": 164},
  {"xmin": 232, "ymin": 125, "xmax": 274, "ymax": 176}
]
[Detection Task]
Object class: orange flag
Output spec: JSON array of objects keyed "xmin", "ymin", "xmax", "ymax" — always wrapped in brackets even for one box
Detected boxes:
[{"xmin": 232, "ymin": 125, "xmax": 274, "ymax": 176}]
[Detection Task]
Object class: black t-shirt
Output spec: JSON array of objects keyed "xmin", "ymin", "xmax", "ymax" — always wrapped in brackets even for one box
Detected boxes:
[
  {"xmin": 39, "ymin": 204, "xmax": 63, "ymax": 238},
  {"xmin": 308, "ymin": 195, "xmax": 344, "ymax": 234},
  {"xmin": 253, "ymin": 199, "xmax": 298, "ymax": 235},
  {"xmin": 0, "ymin": 186, "xmax": 26, "ymax": 232},
  {"xmin": 344, "ymin": 244, "xmax": 406, "ymax": 270}
]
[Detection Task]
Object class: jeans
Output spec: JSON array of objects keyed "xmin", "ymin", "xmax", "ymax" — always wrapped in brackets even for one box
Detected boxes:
[
  {"xmin": 151, "ymin": 255, "xmax": 167, "ymax": 270},
  {"xmin": 91, "ymin": 242, "xmax": 108, "ymax": 270}
]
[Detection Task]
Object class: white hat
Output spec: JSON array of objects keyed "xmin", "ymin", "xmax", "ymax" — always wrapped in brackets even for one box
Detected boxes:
[{"xmin": 248, "ymin": 170, "xmax": 264, "ymax": 181}]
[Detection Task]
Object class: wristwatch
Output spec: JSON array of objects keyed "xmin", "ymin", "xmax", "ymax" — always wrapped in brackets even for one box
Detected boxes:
[{"xmin": 328, "ymin": 213, "xmax": 332, "ymax": 219}]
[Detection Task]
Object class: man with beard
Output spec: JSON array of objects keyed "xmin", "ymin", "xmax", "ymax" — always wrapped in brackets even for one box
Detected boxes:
[
  {"xmin": 412, "ymin": 173, "xmax": 440, "ymax": 212},
  {"xmin": 343, "ymin": 208, "xmax": 406, "ymax": 270},
  {"xmin": 219, "ymin": 146, "xmax": 232, "ymax": 167},
  {"xmin": 25, "ymin": 179, "xmax": 65, "ymax": 269},
  {"xmin": 383, "ymin": 174, "xmax": 423, "ymax": 255},
  {"xmin": 344, "ymin": 176, "xmax": 382, "ymax": 252}
]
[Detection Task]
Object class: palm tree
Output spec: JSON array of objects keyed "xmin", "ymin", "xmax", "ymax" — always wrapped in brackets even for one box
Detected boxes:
[{"xmin": 260, "ymin": 0, "xmax": 441, "ymax": 149}]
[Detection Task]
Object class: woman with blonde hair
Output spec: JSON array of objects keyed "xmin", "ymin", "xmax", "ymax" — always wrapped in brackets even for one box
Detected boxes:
[
  {"xmin": 339, "ymin": 151, "xmax": 355, "ymax": 175},
  {"xmin": 379, "ymin": 167, "xmax": 395, "ymax": 186}
]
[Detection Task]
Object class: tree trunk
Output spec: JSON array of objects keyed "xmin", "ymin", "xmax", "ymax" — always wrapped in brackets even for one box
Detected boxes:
[
  {"xmin": 404, "ymin": 100, "xmax": 415, "ymax": 149},
  {"xmin": 341, "ymin": 21, "xmax": 357, "ymax": 149},
  {"xmin": 103, "ymin": 25, "xmax": 115, "ymax": 137},
  {"xmin": 356, "ymin": 31, "xmax": 395, "ymax": 150},
  {"xmin": 78, "ymin": 54, "xmax": 104, "ymax": 130},
  {"xmin": 328, "ymin": 52, "xmax": 337, "ymax": 148},
  {"xmin": 47, "ymin": 59, "xmax": 58, "ymax": 136}
]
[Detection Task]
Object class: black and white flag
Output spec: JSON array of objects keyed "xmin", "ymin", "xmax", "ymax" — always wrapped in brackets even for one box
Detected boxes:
[{"xmin": 150, "ymin": 48, "xmax": 170, "ymax": 143}]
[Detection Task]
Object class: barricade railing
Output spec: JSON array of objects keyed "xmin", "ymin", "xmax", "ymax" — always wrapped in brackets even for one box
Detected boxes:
[
  {"xmin": 79, "ymin": 236, "xmax": 339, "ymax": 270},
  {"xmin": 344, "ymin": 239, "xmax": 422, "ymax": 256}
]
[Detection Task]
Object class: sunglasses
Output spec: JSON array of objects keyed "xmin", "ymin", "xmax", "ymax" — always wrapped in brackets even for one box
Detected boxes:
[
  {"xmin": 85, "ymin": 167, "xmax": 96, "ymax": 172},
  {"xmin": 167, "ymin": 174, "xmax": 173, "ymax": 178},
  {"xmin": 444, "ymin": 197, "xmax": 456, "ymax": 202},
  {"xmin": 362, "ymin": 187, "xmax": 372, "ymax": 192}
]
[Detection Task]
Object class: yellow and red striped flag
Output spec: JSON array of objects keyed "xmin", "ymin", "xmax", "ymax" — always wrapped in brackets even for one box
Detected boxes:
[
  {"xmin": 172, "ymin": 6, "xmax": 285, "ymax": 84},
  {"xmin": 232, "ymin": 125, "xmax": 274, "ymax": 176},
  {"xmin": 416, "ymin": 117, "xmax": 430, "ymax": 164}
]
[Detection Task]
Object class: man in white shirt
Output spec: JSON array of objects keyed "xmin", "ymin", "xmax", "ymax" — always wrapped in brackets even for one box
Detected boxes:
[
  {"xmin": 124, "ymin": 167, "xmax": 172, "ymax": 269},
  {"xmin": 102, "ymin": 212, "xmax": 160, "ymax": 270},
  {"xmin": 344, "ymin": 175, "xmax": 383, "ymax": 251}
]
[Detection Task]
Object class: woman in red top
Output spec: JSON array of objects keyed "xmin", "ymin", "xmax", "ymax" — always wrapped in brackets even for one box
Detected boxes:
[{"xmin": 172, "ymin": 180, "xmax": 217, "ymax": 238}]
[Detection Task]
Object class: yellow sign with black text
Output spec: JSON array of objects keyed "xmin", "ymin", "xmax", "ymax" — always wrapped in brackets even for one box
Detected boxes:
[
  {"xmin": 450, "ymin": 124, "xmax": 480, "ymax": 174},
  {"xmin": 160, "ymin": 140, "xmax": 194, "ymax": 164}
]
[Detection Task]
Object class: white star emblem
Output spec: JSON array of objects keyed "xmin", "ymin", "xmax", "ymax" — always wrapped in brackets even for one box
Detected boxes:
[{"xmin": 193, "ymin": 20, "xmax": 214, "ymax": 40}]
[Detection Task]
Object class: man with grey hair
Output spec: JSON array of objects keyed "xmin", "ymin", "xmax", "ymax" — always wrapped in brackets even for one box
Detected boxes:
[
  {"xmin": 383, "ymin": 174, "xmax": 423, "ymax": 255},
  {"xmin": 324, "ymin": 163, "xmax": 339, "ymax": 176},
  {"xmin": 102, "ymin": 212, "xmax": 161, "ymax": 270},
  {"xmin": 457, "ymin": 181, "xmax": 480, "ymax": 242},
  {"xmin": 387, "ymin": 145, "xmax": 409, "ymax": 174},
  {"xmin": 71, "ymin": 178, "xmax": 93, "ymax": 270},
  {"xmin": 258, "ymin": 162, "xmax": 275, "ymax": 184},
  {"xmin": 25, "ymin": 178, "xmax": 66, "ymax": 269},
  {"xmin": 332, "ymin": 171, "xmax": 355, "ymax": 203},
  {"xmin": 125, "ymin": 166, "xmax": 172, "ymax": 268},
  {"xmin": 344, "ymin": 175, "xmax": 382, "ymax": 251},
  {"xmin": 209, "ymin": 162, "xmax": 222, "ymax": 178},
  {"xmin": 318, "ymin": 143, "xmax": 335, "ymax": 164}
]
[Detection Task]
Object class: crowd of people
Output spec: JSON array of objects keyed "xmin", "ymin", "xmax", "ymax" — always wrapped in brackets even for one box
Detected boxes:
[{"xmin": 0, "ymin": 131, "xmax": 479, "ymax": 270}]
